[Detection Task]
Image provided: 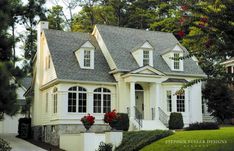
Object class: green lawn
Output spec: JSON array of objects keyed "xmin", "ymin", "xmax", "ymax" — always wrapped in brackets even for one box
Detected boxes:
[{"xmin": 141, "ymin": 127, "xmax": 234, "ymax": 151}]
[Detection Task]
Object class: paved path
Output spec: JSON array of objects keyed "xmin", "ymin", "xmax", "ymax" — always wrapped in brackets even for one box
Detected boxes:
[{"xmin": 0, "ymin": 133, "xmax": 46, "ymax": 151}]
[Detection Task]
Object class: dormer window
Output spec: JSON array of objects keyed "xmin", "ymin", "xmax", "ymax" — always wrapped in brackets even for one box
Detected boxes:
[
  {"xmin": 143, "ymin": 50, "xmax": 150, "ymax": 66},
  {"xmin": 131, "ymin": 41, "xmax": 153, "ymax": 67},
  {"xmin": 173, "ymin": 53, "xmax": 180, "ymax": 70},
  {"xmin": 74, "ymin": 41, "xmax": 95, "ymax": 69},
  {"xmin": 161, "ymin": 44, "xmax": 184, "ymax": 71},
  {"xmin": 84, "ymin": 50, "xmax": 91, "ymax": 67}
]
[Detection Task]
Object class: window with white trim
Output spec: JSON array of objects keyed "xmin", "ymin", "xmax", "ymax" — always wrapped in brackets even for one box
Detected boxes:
[
  {"xmin": 53, "ymin": 88, "xmax": 58, "ymax": 113},
  {"xmin": 93, "ymin": 88, "xmax": 111, "ymax": 113},
  {"xmin": 68, "ymin": 86, "xmax": 87, "ymax": 113},
  {"xmin": 143, "ymin": 50, "xmax": 150, "ymax": 66},
  {"xmin": 174, "ymin": 53, "xmax": 180, "ymax": 70},
  {"xmin": 177, "ymin": 93, "xmax": 185, "ymax": 112},
  {"xmin": 166, "ymin": 91, "xmax": 172, "ymax": 112},
  {"xmin": 84, "ymin": 50, "xmax": 91, "ymax": 67}
]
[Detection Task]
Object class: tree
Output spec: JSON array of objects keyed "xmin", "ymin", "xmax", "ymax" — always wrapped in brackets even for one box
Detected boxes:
[
  {"xmin": 203, "ymin": 80, "xmax": 234, "ymax": 122},
  {"xmin": 0, "ymin": 63, "xmax": 18, "ymax": 120},
  {"xmin": 21, "ymin": 0, "xmax": 46, "ymax": 75},
  {"xmin": 48, "ymin": 5, "xmax": 65, "ymax": 30}
]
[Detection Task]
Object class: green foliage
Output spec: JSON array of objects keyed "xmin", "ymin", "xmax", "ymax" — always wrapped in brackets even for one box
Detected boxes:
[
  {"xmin": 21, "ymin": 0, "xmax": 46, "ymax": 75},
  {"xmin": 96, "ymin": 142, "xmax": 113, "ymax": 151},
  {"xmin": 168, "ymin": 112, "xmax": 184, "ymax": 129},
  {"xmin": 203, "ymin": 79, "xmax": 234, "ymax": 122},
  {"xmin": 0, "ymin": 63, "xmax": 19, "ymax": 120},
  {"xmin": 185, "ymin": 122, "xmax": 219, "ymax": 130},
  {"xmin": 48, "ymin": 5, "xmax": 65, "ymax": 30},
  {"xmin": 18, "ymin": 118, "xmax": 31, "ymax": 139},
  {"xmin": 0, "ymin": 138, "xmax": 11, "ymax": 151},
  {"xmin": 115, "ymin": 130, "xmax": 173, "ymax": 151}
]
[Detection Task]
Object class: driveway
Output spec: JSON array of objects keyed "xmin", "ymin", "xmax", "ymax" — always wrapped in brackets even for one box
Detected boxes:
[{"xmin": 0, "ymin": 133, "xmax": 46, "ymax": 151}]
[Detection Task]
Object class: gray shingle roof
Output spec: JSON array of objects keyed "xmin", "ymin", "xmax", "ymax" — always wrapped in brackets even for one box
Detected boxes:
[
  {"xmin": 44, "ymin": 29, "xmax": 116, "ymax": 83},
  {"xmin": 20, "ymin": 77, "xmax": 32, "ymax": 90},
  {"xmin": 96, "ymin": 24, "xmax": 205, "ymax": 76},
  {"xmin": 162, "ymin": 78, "xmax": 188, "ymax": 83}
]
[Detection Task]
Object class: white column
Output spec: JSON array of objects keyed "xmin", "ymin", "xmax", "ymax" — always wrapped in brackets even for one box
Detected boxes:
[
  {"xmin": 130, "ymin": 82, "xmax": 135, "ymax": 118},
  {"xmin": 150, "ymin": 84, "xmax": 156, "ymax": 120},
  {"xmin": 155, "ymin": 82, "xmax": 161, "ymax": 120}
]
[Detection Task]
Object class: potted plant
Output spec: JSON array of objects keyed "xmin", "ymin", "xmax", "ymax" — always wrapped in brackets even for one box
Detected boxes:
[
  {"xmin": 81, "ymin": 114, "xmax": 95, "ymax": 131},
  {"xmin": 104, "ymin": 109, "xmax": 119, "ymax": 130}
]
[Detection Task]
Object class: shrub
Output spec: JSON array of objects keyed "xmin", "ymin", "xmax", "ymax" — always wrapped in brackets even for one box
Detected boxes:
[
  {"xmin": 185, "ymin": 122, "xmax": 219, "ymax": 130},
  {"xmin": 115, "ymin": 130, "xmax": 173, "ymax": 151},
  {"xmin": 96, "ymin": 142, "xmax": 113, "ymax": 151},
  {"xmin": 0, "ymin": 138, "xmax": 11, "ymax": 151},
  {"xmin": 114, "ymin": 113, "xmax": 129, "ymax": 131},
  {"xmin": 168, "ymin": 112, "xmax": 184, "ymax": 129},
  {"xmin": 18, "ymin": 118, "xmax": 31, "ymax": 139}
]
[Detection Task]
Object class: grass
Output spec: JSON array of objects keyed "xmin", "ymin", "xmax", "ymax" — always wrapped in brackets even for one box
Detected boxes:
[
  {"xmin": 115, "ymin": 130, "xmax": 173, "ymax": 151},
  {"xmin": 141, "ymin": 127, "xmax": 234, "ymax": 151}
]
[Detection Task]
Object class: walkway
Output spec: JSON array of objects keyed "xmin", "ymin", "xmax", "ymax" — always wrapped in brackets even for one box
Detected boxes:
[{"xmin": 0, "ymin": 133, "xmax": 46, "ymax": 151}]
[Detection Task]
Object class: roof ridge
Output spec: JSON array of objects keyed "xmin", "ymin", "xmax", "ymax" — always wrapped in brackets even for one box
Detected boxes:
[
  {"xmin": 95, "ymin": 24, "xmax": 174, "ymax": 34},
  {"xmin": 44, "ymin": 29, "xmax": 92, "ymax": 35}
]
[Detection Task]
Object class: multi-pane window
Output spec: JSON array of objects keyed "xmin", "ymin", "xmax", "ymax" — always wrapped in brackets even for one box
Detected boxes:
[
  {"xmin": 53, "ymin": 88, "xmax": 58, "ymax": 113},
  {"xmin": 177, "ymin": 93, "xmax": 185, "ymax": 112},
  {"xmin": 84, "ymin": 50, "xmax": 91, "ymax": 67},
  {"xmin": 68, "ymin": 86, "xmax": 87, "ymax": 113},
  {"xmin": 93, "ymin": 88, "xmax": 111, "ymax": 113},
  {"xmin": 143, "ymin": 50, "xmax": 150, "ymax": 66},
  {"xmin": 174, "ymin": 53, "xmax": 180, "ymax": 70},
  {"xmin": 166, "ymin": 91, "xmax": 172, "ymax": 112}
]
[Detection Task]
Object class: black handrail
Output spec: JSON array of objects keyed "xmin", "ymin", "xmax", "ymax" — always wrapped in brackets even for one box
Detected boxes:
[
  {"xmin": 134, "ymin": 106, "xmax": 143, "ymax": 129},
  {"xmin": 158, "ymin": 107, "xmax": 169, "ymax": 127}
]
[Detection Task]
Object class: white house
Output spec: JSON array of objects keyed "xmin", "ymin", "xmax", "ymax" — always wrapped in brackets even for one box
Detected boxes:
[
  {"xmin": 28, "ymin": 21, "xmax": 206, "ymax": 146},
  {"xmin": 0, "ymin": 77, "xmax": 31, "ymax": 134}
]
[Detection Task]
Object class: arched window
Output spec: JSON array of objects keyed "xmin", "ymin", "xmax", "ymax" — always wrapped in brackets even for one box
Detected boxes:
[
  {"xmin": 53, "ymin": 87, "xmax": 58, "ymax": 113},
  {"xmin": 93, "ymin": 88, "xmax": 111, "ymax": 113},
  {"xmin": 68, "ymin": 86, "xmax": 87, "ymax": 113}
]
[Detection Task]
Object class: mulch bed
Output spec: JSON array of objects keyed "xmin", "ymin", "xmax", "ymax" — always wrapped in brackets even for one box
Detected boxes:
[{"xmin": 18, "ymin": 136, "xmax": 65, "ymax": 151}]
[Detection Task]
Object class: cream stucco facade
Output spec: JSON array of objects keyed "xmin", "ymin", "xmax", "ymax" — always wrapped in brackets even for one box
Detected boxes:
[{"xmin": 30, "ymin": 21, "xmax": 205, "ymax": 146}]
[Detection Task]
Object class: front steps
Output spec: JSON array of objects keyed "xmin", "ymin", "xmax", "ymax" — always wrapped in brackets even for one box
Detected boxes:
[
  {"xmin": 130, "ymin": 119, "xmax": 168, "ymax": 131},
  {"xmin": 141, "ymin": 120, "xmax": 168, "ymax": 130},
  {"xmin": 202, "ymin": 114, "xmax": 217, "ymax": 123}
]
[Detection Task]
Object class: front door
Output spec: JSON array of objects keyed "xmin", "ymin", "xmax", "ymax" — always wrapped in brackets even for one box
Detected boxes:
[{"xmin": 135, "ymin": 91, "xmax": 144, "ymax": 118}]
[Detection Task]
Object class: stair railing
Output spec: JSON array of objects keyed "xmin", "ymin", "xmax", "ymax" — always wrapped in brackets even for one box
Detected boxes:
[
  {"xmin": 158, "ymin": 107, "xmax": 169, "ymax": 127},
  {"xmin": 151, "ymin": 107, "xmax": 155, "ymax": 120},
  {"xmin": 134, "ymin": 106, "xmax": 143, "ymax": 129}
]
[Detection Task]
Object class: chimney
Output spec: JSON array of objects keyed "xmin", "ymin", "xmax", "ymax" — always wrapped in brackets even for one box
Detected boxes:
[{"xmin": 37, "ymin": 21, "xmax": 49, "ymax": 55}]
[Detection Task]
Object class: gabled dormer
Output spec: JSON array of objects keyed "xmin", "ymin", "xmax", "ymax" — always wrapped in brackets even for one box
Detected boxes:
[
  {"xmin": 162, "ymin": 43, "xmax": 184, "ymax": 71},
  {"xmin": 74, "ymin": 41, "xmax": 95, "ymax": 69},
  {"xmin": 131, "ymin": 41, "xmax": 153, "ymax": 67}
]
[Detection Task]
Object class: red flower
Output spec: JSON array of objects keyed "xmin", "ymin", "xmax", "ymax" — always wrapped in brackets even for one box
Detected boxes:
[
  {"xmin": 104, "ymin": 109, "xmax": 117, "ymax": 123},
  {"xmin": 178, "ymin": 30, "xmax": 185, "ymax": 38},
  {"xmin": 181, "ymin": 5, "xmax": 188, "ymax": 11},
  {"xmin": 81, "ymin": 114, "xmax": 95, "ymax": 126}
]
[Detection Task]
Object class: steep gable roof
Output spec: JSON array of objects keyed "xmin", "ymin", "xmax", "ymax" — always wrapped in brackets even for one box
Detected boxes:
[
  {"xmin": 44, "ymin": 29, "xmax": 116, "ymax": 83},
  {"xmin": 96, "ymin": 24, "xmax": 205, "ymax": 76}
]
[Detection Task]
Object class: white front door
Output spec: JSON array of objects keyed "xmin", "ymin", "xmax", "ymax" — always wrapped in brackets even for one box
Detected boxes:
[{"xmin": 135, "ymin": 91, "xmax": 144, "ymax": 118}]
